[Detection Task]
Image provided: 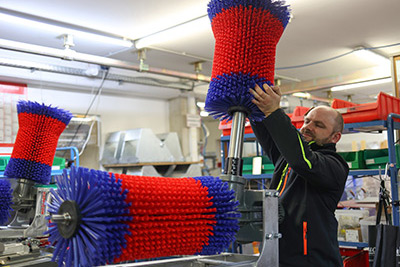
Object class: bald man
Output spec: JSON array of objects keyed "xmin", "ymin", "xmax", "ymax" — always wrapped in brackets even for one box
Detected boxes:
[{"xmin": 249, "ymin": 84, "xmax": 349, "ymax": 267}]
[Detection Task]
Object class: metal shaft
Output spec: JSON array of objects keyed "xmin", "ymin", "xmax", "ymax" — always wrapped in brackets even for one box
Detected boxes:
[
  {"xmin": 228, "ymin": 111, "xmax": 246, "ymax": 158},
  {"xmin": 51, "ymin": 213, "xmax": 72, "ymax": 224}
]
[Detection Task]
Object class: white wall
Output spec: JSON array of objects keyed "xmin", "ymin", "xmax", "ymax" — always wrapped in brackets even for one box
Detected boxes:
[
  {"xmin": 28, "ymin": 86, "xmax": 169, "ymax": 132},
  {"xmin": 27, "ymin": 87, "xmax": 170, "ymax": 166}
]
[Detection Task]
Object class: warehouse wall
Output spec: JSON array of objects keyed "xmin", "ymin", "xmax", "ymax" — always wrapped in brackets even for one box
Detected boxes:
[{"xmin": 27, "ymin": 86, "xmax": 170, "ymax": 168}]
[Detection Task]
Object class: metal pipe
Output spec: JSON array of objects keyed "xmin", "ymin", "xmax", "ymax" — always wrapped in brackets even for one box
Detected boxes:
[
  {"xmin": 228, "ymin": 112, "xmax": 246, "ymax": 159},
  {"xmin": 0, "ymin": 38, "xmax": 211, "ymax": 83}
]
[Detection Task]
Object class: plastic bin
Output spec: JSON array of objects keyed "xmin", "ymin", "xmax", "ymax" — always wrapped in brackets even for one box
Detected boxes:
[
  {"xmin": 335, "ymin": 209, "xmax": 369, "ymax": 241},
  {"xmin": 0, "ymin": 156, "xmax": 10, "ymax": 171},
  {"xmin": 242, "ymin": 157, "xmax": 253, "ymax": 174},
  {"xmin": 290, "ymin": 106, "xmax": 310, "ymax": 128},
  {"xmin": 332, "ymin": 92, "xmax": 400, "ymax": 124},
  {"xmin": 219, "ymin": 118, "xmax": 253, "ymax": 136},
  {"xmin": 261, "ymin": 155, "xmax": 274, "ymax": 173},
  {"xmin": 338, "ymin": 151, "xmax": 366, "ymax": 169},
  {"xmin": 52, "ymin": 157, "xmax": 66, "ymax": 170},
  {"xmin": 363, "ymin": 145, "xmax": 400, "ymax": 169},
  {"xmin": 359, "ymin": 216, "xmax": 377, "ymax": 243},
  {"xmin": 340, "ymin": 248, "xmax": 369, "ymax": 267},
  {"xmin": 332, "ymin": 98, "xmax": 357, "ymax": 109}
]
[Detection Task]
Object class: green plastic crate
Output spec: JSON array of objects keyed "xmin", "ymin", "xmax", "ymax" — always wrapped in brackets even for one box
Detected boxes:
[
  {"xmin": 261, "ymin": 156, "xmax": 274, "ymax": 173},
  {"xmin": 242, "ymin": 157, "xmax": 253, "ymax": 174},
  {"xmin": 52, "ymin": 157, "xmax": 66, "ymax": 170},
  {"xmin": 338, "ymin": 151, "xmax": 366, "ymax": 169},
  {"xmin": 0, "ymin": 156, "xmax": 10, "ymax": 171},
  {"xmin": 241, "ymin": 156, "xmax": 275, "ymax": 174},
  {"xmin": 364, "ymin": 145, "xmax": 400, "ymax": 169}
]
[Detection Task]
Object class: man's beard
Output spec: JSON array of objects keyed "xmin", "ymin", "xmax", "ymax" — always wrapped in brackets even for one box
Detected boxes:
[{"xmin": 301, "ymin": 129, "xmax": 332, "ymax": 145}]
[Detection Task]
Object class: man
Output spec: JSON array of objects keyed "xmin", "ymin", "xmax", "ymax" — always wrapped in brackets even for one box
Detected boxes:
[{"xmin": 249, "ymin": 83, "xmax": 349, "ymax": 267}]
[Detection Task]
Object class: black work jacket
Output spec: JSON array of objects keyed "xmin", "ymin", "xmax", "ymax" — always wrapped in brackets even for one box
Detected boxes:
[{"xmin": 251, "ymin": 108, "xmax": 349, "ymax": 267}]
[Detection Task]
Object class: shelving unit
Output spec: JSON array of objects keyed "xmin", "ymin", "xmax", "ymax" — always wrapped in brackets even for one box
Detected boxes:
[
  {"xmin": 0, "ymin": 146, "xmax": 79, "ymax": 177},
  {"xmin": 220, "ymin": 114, "xmax": 400, "ymax": 228}
]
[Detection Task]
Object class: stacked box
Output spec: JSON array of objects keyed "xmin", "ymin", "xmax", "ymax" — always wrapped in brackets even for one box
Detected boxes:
[
  {"xmin": 364, "ymin": 145, "xmax": 400, "ymax": 169},
  {"xmin": 338, "ymin": 151, "xmax": 366, "ymax": 170}
]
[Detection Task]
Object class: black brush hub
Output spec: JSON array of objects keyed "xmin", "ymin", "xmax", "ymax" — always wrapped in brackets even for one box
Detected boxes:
[
  {"xmin": 56, "ymin": 200, "xmax": 81, "ymax": 239},
  {"xmin": 227, "ymin": 106, "xmax": 250, "ymax": 117}
]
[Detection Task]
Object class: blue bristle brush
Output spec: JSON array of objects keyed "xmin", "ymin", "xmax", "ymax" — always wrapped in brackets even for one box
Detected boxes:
[
  {"xmin": 4, "ymin": 100, "xmax": 72, "ymax": 184},
  {"xmin": 205, "ymin": 0, "xmax": 291, "ymax": 121},
  {"xmin": 45, "ymin": 167, "xmax": 131, "ymax": 267},
  {"xmin": 0, "ymin": 179, "xmax": 13, "ymax": 225},
  {"xmin": 46, "ymin": 167, "xmax": 240, "ymax": 267}
]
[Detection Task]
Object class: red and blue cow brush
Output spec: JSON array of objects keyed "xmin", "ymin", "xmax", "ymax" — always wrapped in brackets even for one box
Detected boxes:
[
  {"xmin": 4, "ymin": 101, "xmax": 72, "ymax": 184},
  {"xmin": 0, "ymin": 101, "xmax": 72, "ymax": 225},
  {"xmin": 0, "ymin": 179, "xmax": 13, "ymax": 225},
  {"xmin": 206, "ymin": 0, "xmax": 291, "ymax": 122},
  {"xmin": 46, "ymin": 167, "xmax": 240, "ymax": 267}
]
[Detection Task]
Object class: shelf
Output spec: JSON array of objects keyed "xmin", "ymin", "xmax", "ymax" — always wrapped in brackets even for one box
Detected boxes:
[
  {"xmin": 102, "ymin": 161, "xmax": 200, "ymax": 168},
  {"xmin": 349, "ymin": 169, "xmax": 382, "ymax": 176},
  {"xmin": 339, "ymin": 241, "xmax": 368, "ymax": 249},
  {"xmin": 344, "ymin": 119, "xmax": 400, "ymax": 133},
  {"xmin": 220, "ymin": 114, "xmax": 400, "ymax": 226},
  {"xmin": 243, "ymin": 174, "xmax": 272, "ymax": 179}
]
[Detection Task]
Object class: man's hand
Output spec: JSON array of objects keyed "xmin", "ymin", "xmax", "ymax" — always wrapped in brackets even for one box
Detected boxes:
[{"xmin": 250, "ymin": 83, "xmax": 282, "ymax": 117}]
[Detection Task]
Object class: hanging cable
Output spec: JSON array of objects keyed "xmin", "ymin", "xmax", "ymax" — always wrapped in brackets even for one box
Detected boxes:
[
  {"xmin": 277, "ymin": 42, "xmax": 400, "ymax": 70},
  {"xmin": 62, "ymin": 66, "xmax": 110, "ymax": 160}
]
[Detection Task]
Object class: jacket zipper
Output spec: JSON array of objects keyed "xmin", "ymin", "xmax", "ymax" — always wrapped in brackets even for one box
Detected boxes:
[{"xmin": 303, "ymin": 221, "xmax": 308, "ymax": 255}]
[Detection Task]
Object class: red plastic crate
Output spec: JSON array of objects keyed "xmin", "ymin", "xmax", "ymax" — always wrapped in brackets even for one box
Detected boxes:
[
  {"xmin": 219, "ymin": 107, "xmax": 308, "ymax": 135},
  {"xmin": 340, "ymin": 248, "xmax": 368, "ymax": 267},
  {"xmin": 331, "ymin": 98, "xmax": 357, "ymax": 109},
  {"xmin": 332, "ymin": 92, "xmax": 400, "ymax": 124},
  {"xmin": 290, "ymin": 106, "xmax": 310, "ymax": 129},
  {"xmin": 219, "ymin": 118, "xmax": 253, "ymax": 136}
]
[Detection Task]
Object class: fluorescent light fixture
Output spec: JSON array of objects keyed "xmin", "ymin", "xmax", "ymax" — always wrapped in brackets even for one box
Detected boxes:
[
  {"xmin": 196, "ymin": 101, "xmax": 205, "ymax": 108},
  {"xmin": 331, "ymin": 78, "xmax": 392, "ymax": 92},
  {"xmin": 135, "ymin": 16, "xmax": 209, "ymax": 49},
  {"xmin": 353, "ymin": 47, "xmax": 390, "ymax": 66},
  {"xmin": 0, "ymin": 13, "xmax": 133, "ymax": 47},
  {"xmin": 200, "ymin": 111, "xmax": 209, "ymax": 117},
  {"xmin": 71, "ymin": 117, "xmax": 93, "ymax": 122},
  {"xmin": 292, "ymin": 92, "xmax": 311, "ymax": 99}
]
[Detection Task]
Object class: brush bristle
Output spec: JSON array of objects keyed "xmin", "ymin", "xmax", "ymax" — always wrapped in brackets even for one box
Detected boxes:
[
  {"xmin": 192, "ymin": 176, "xmax": 240, "ymax": 255},
  {"xmin": 46, "ymin": 167, "xmax": 240, "ymax": 266},
  {"xmin": 205, "ymin": 0, "xmax": 290, "ymax": 121},
  {"xmin": 114, "ymin": 173, "xmax": 240, "ymax": 262},
  {"xmin": 45, "ymin": 167, "xmax": 131, "ymax": 267},
  {"xmin": 0, "ymin": 179, "xmax": 13, "ymax": 225},
  {"xmin": 4, "ymin": 101, "xmax": 72, "ymax": 184}
]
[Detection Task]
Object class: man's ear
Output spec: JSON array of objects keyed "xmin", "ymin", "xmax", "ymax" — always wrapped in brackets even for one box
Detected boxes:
[{"xmin": 331, "ymin": 132, "xmax": 341, "ymax": 144}]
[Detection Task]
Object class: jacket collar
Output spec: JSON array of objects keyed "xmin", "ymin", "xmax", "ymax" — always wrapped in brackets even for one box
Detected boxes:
[{"xmin": 308, "ymin": 141, "xmax": 336, "ymax": 151}]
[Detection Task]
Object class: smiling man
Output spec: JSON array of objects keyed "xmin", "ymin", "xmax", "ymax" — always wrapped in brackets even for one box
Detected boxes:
[{"xmin": 249, "ymin": 83, "xmax": 349, "ymax": 267}]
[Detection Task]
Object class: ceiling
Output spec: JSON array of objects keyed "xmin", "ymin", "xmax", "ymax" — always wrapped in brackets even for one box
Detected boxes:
[{"xmin": 0, "ymin": 0, "xmax": 400, "ymax": 104}]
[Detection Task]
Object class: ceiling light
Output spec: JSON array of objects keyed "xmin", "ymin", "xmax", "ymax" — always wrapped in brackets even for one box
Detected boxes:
[
  {"xmin": 196, "ymin": 101, "xmax": 205, "ymax": 108},
  {"xmin": 200, "ymin": 111, "xmax": 209, "ymax": 117},
  {"xmin": 135, "ymin": 15, "xmax": 209, "ymax": 49},
  {"xmin": 353, "ymin": 47, "xmax": 390, "ymax": 66},
  {"xmin": 292, "ymin": 92, "xmax": 311, "ymax": 99},
  {"xmin": 0, "ymin": 12, "xmax": 133, "ymax": 47},
  {"xmin": 331, "ymin": 78, "xmax": 392, "ymax": 92}
]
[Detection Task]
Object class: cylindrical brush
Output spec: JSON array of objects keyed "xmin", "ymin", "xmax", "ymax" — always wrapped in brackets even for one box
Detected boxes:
[
  {"xmin": 45, "ymin": 167, "xmax": 240, "ymax": 267},
  {"xmin": 205, "ymin": 0, "xmax": 291, "ymax": 121},
  {"xmin": 4, "ymin": 101, "xmax": 72, "ymax": 184},
  {"xmin": 0, "ymin": 179, "xmax": 13, "ymax": 225}
]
